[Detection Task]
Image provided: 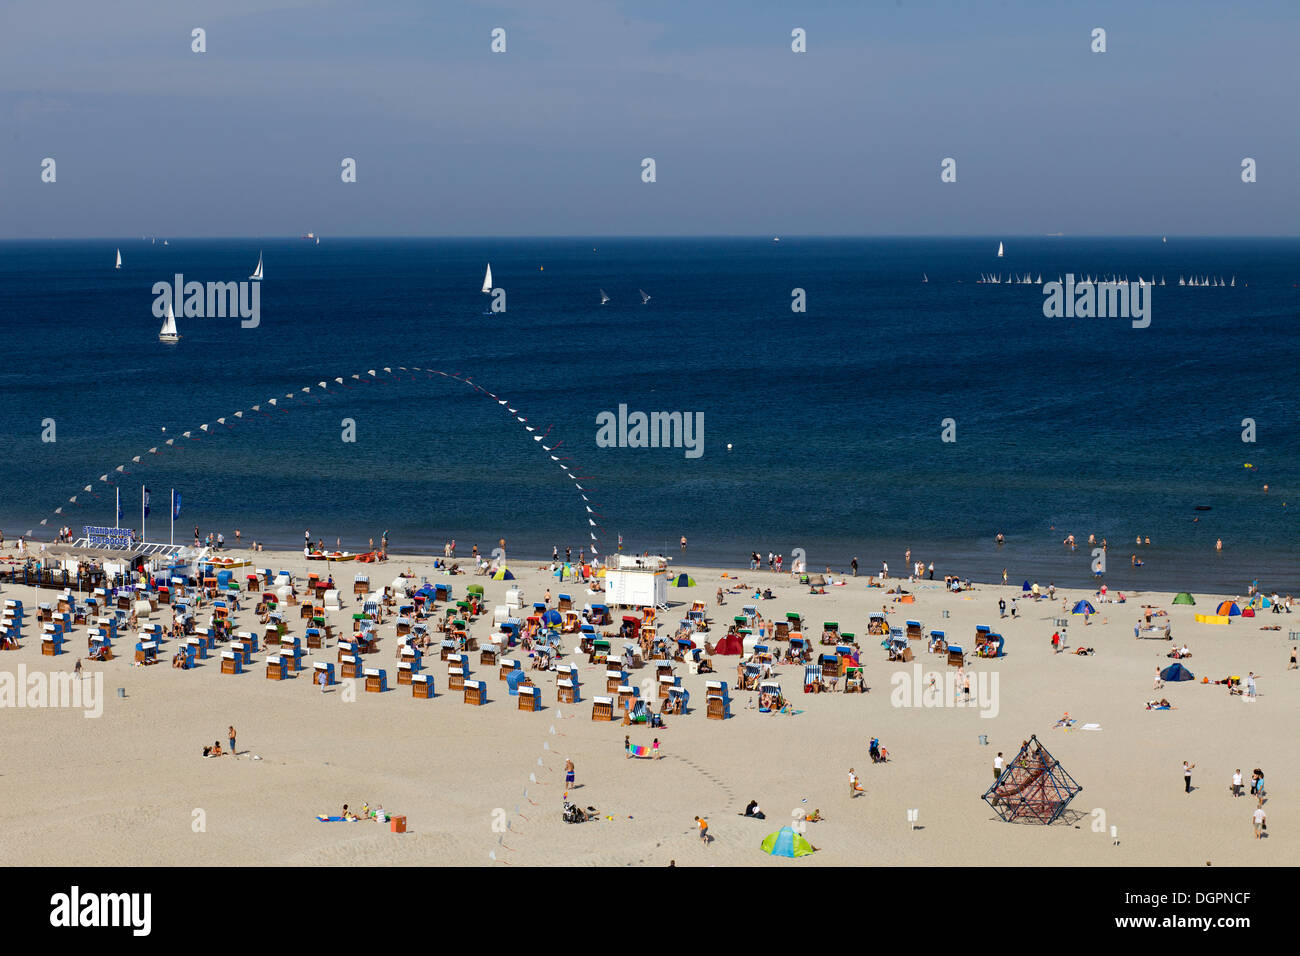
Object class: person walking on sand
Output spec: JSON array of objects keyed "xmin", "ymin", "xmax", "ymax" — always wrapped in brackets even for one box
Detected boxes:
[
  {"xmin": 1255, "ymin": 770, "xmax": 1266, "ymax": 808},
  {"xmin": 993, "ymin": 751, "xmax": 1004, "ymax": 780},
  {"xmin": 653, "ymin": 737, "xmax": 661, "ymax": 759},
  {"xmin": 1002, "ymin": 568, "xmax": 1008, "ymax": 585},
  {"xmin": 228, "ymin": 725, "xmax": 237, "ymax": 758},
  {"xmin": 1232, "ymin": 769, "xmax": 1243, "ymax": 797},
  {"xmin": 928, "ymin": 561, "xmax": 935, "ymax": 580},
  {"xmin": 1254, "ymin": 805, "xmax": 1266, "ymax": 838},
  {"xmin": 849, "ymin": 768, "xmax": 862, "ymax": 798},
  {"xmin": 1246, "ymin": 672, "xmax": 1257, "ymax": 699},
  {"xmin": 564, "ymin": 758, "xmax": 575, "ymax": 790},
  {"xmin": 1184, "ymin": 760, "xmax": 1195, "ymax": 793},
  {"xmin": 624, "ymin": 735, "xmax": 631, "ymax": 758},
  {"xmin": 851, "ymin": 556, "xmax": 858, "ymax": 577},
  {"xmin": 695, "ymin": 815, "xmax": 709, "ymax": 847},
  {"xmin": 1290, "ymin": 646, "xmax": 1297, "ymax": 670}
]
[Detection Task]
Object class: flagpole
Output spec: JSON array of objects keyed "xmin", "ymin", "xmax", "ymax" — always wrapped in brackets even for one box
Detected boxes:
[
  {"xmin": 170, "ymin": 488, "xmax": 174, "ymax": 546},
  {"xmin": 141, "ymin": 485, "xmax": 146, "ymax": 543},
  {"xmin": 115, "ymin": 487, "xmax": 120, "ymax": 529}
]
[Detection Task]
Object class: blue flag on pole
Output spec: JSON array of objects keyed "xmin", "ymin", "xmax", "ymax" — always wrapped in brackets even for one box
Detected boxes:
[
  {"xmin": 173, "ymin": 491, "xmax": 181, "ymax": 520},
  {"xmin": 143, "ymin": 487, "xmax": 151, "ymax": 518}
]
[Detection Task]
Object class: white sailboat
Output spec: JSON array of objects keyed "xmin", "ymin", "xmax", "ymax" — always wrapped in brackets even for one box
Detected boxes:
[
  {"xmin": 599, "ymin": 289, "xmax": 610, "ymax": 304},
  {"xmin": 1036, "ymin": 274, "xmax": 1042, "ymax": 284},
  {"xmin": 922, "ymin": 274, "xmax": 928, "ymax": 283},
  {"xmin": 250, "ymin": 252, "xmax": 264, "ymax": 281},
  {"xmin": 481, "ymin": 264, "xmax": 493, "ymax": 294},
  {"xmin": 1230, "ymin": 276, "xmax": 1235, "ymax": 287},
  {"xmin": 996, "ymin": 242, "xmax": 1004, "ymax": 258},
  {"xmin": 159, "ymin": 300, "xmax": 180, "ymax": 342},
  {"xmin": 639, "ymin": 289, "xmax": 651, "ymax": 304},
  {"xmin": 115, "ymin": 248, "xmax": 121, "ymax": 269}
]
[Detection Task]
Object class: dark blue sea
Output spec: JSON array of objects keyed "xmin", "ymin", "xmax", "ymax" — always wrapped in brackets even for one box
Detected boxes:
[{"xmin": 2, "ymin": 237, "xmax": 1298, "ymax": 592}]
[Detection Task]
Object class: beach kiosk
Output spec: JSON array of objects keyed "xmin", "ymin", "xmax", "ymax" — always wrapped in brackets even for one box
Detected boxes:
[{"xmin": 604, "ymin": 555, "xmax": 669, "ymax": 609}]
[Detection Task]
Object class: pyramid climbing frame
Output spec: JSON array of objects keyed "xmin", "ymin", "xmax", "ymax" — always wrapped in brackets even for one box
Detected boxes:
[{"xmin": 981, "ymin": 734, "xmax": 1082, "ymax": 824}]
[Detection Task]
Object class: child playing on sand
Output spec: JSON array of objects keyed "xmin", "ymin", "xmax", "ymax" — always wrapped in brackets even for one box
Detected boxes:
[{"xmin": 695, "ymin": 816, "xmax": 709, "ymax": 846}]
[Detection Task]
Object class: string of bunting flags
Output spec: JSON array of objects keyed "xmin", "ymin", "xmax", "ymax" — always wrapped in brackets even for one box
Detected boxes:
[{"xmin": 28, "ymin": 367, "xmax": 603, "ymax": 553}]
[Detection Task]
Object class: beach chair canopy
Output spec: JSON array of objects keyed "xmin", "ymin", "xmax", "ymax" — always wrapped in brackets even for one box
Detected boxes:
[
  {"xmin": 1215, "ymin": 601, "xmax": 1241, "ymax": 616},
  {"xmin": 1071, "ymin": 600, "xmax": 1096, "ymax": 614},
  {"xmin": 1160, "ymin": 662, "xmax": 1195, "ymax": 682},
  {"xmin": 1172, "ymin": 592, "xmax": 1195, "ymax": 605}
]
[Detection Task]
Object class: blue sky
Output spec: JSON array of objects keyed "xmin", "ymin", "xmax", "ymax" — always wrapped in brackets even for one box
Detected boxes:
[{"xmin": 1, "ymin": 0, "xmax": 1296, "ymax": 236}]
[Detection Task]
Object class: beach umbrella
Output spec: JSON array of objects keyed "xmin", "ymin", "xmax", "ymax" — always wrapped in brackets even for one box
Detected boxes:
[
  {"xmin": 1215, "ymin": 601, "xmax": 1241, "ymax": 617},
  {"xmin": 542, "ymin": 609, "xmax": 562, "ymax": 626},
  {"xmin": 760, "ymin": 826, "xmax": 816, "ymax": 859},
  {"xmin": 1172, "ymin": 592, "xmax": 1196, "ymax": 605},
  {"xmin": 1071, "ymin": 600, "xmax": 1096, "ymax": 615},
  {"xmin": 491, "ymin": 568, "xmax": 515, "ymax": 581},
  {"xmin": 669, "ymin": 574, "xmax": 696, "ymax": 587}
]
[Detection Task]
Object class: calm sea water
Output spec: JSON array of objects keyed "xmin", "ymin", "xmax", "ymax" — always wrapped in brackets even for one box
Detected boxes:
[{"xmin": 1, "ymin": 237, "xmax": 1298, "ymax": 593}]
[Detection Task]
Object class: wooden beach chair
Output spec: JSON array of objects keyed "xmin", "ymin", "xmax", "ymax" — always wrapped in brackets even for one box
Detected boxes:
[
  {"xmin": 463, "ymin": 679, "xmax": 486, "ymax": 705},
  {"xmin": 411, "ymin": 673, "xmax": 435, "ymax": 698},
  {"xmin": 265, "ymin": 655, "xmax": 286, "ymax": 680},
  {"xmin": 220, "ymin": 650, "xmax": 243, "ymax": 675},
  {"xmin": 518, "ymin": 685, "xmax": 539, "ymax": 711},
  {"xmin": 364, "ymin": 667, "xmax": 387, "ymax": 693},
  {"xmin": 591, "ymin": 696, "xmax": 615, "ymax": 721}
]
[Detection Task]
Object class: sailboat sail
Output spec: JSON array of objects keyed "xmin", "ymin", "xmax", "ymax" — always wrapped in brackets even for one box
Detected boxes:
[
  {"xmin": 639, "ymin": 289, "xmax": 651, "ymax": 304},
  {"xmin": 250, "ymin": 252, "xmax": 263, "ymax": 280},
  {"xmin": 481, "ymin": 264, "xmax": 493, "ymax": 293},
  {"xmin": 599, "ymin": 289, "xmax": 609, "ymax": 304},
  {"xmin": 159, "ymin": 301, "xmax": 180, "ymax": 341},
  {"xmin": 115, "ymin": 248, "xmax": 121, "ymax": 269},
  {"xmin": 996, "ymin": 242, "xmax": 1004, "ymax": 257}
]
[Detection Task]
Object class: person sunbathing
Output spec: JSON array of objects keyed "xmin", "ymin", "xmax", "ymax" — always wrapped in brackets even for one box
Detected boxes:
[
  {"xmin": 210, "ymin": 741, "xmax": 223, "ymax": 756},
  {"xmin": 805, "ymin": 809, "xmax": 823, "ymax": 823},
  {"xmin": 1074, "ymin": 646, "xmax": 1094, "ymax": 655}
]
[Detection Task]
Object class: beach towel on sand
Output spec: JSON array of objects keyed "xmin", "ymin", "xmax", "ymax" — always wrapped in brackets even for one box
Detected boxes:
[
  {"xmin": 628, "ymin": 744, "xmax": 654, "ymax": 758},
  {"xmin": 316, "ymin": 815, "xmax": 356, "ymax": 822}
]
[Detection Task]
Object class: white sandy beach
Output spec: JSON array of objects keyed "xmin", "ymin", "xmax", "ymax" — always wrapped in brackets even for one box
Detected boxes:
[{"xmin": 0, "ymin": 548, "xmax": 1293, "ymax": 867}]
